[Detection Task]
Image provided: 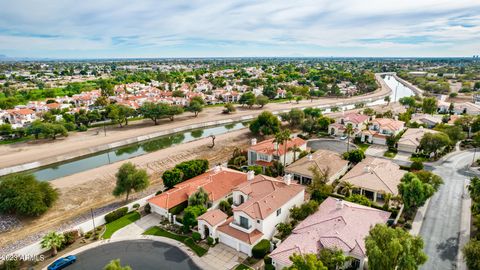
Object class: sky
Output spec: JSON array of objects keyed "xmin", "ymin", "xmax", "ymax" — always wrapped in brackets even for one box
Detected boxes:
[{"xmin": 0, "ymin": 0, "xmax": 479, "ymax": 59}]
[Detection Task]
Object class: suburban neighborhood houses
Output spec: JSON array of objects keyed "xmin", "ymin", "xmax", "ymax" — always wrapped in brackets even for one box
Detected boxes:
[{"xmin": 1, "ymin": 57, "xmax": 479, "ymax": 270}]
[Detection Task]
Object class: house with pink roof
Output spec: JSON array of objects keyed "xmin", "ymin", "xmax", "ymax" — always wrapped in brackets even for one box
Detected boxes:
[
  {"xmin": 361, "ymin": 118, "xmax": 405, "ymax": 145},
  {"xmin": 198, "ymin": 173, "xmax": 305, "ymax": 256},
  {"xmin": 270, "ymin": 197, "xmax": 390, "ymax": 269},
  {"xmin": 328, "ymin": 113, "xmax": 370, "ymax": 137}
]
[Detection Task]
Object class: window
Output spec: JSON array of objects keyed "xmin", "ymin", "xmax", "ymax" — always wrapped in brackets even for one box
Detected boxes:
[
  {"xmin": 276, "ymin": 208, "xmax": 281, "ymax": 216},
  {"xmin": 240, "ymin": 216, "xmax": 249, "ymax": 229},
  {"xmin": 258, "ymin": 153, "xmax": 269, "ymax": 161}
]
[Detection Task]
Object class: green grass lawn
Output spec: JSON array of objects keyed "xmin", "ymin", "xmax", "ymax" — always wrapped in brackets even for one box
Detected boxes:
[
  {"xmin": 235, "ymin": 264, "xmax": 253, "ymax": 270},
  {"xmin": 143, "ymin": 226, "xmax": 208, "ymax": 256},
  {"xmin": 355, "ymin": 143, "xmax": 370, "ymax": 152},
  {"xmin": 410, "ymin": 156, "xmax": 429, "ymax": 162},
  {"xmin": 384, "ymin": 150, "xmax": 397, "ymax": 158},
  {"xmin": 102, "ymin": 211, "xmax": 141, "ymax": 239},
  {"xmin": 0, "ymin": 136, "xmax": 33, "ymax": 145}
]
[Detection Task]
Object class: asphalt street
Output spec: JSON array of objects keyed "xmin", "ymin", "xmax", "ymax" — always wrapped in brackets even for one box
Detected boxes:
[
  {"xmin": 66, "ymin": 240, "xmax": 202, "ymax": 270},
  {"xmin": 419, "ymin": 151, "xmax": 474, "ymax": 270}
]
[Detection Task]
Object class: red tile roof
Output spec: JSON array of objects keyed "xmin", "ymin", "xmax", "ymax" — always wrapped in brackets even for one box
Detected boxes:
[
  {"xmin": 198, "ymin": 209, "xmax": 228, "ymax": 227},
  {"xmin": 217, "ymin": 217, "xmax": 264, "ymax": 244},
  {"xmin": 148, "ymin": 167, "xmax": 247, "ymax": 210},
  {"xmin": 249, "ymin": 138, "xmax": 306, "ymax": 156}
]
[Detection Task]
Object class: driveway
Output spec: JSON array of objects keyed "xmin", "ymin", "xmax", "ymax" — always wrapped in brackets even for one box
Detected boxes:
[
  {"xmin": 307, "ymin": 139, "xmax": 356, "ymax": 154},
  {"xmin": 364, "ymin": 144, "xmax": 387, "ymax": 157},
  {"xmin": 419, "ymin": 151, "xmax": 473, "ymax": 270},
  {"xmin": 66, "ymin": 239, "xmax": 202, "ymax": 270},
  {"xmin": 111, "ymin": 213, "xmax": 162, "ymax": 238},
  {"xmin": 199, "ymin": 243, "xmax": 247, "ymax": 270}
]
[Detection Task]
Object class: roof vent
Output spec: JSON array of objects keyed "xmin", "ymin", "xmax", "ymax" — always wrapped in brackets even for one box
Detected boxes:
[
  {"xmin": 364, "ymin": 165, "xmax": 371, "ymax": 173},
  {"xmin": 247, "ymin": 170, "xmax": 255, "ymax": 181},
  {"xmin": 307, "ymin": 154, "xmax": 313, "ymax": 161},
  {"xmin": 251, "ymin": 138, "xmax": 257, "ymax": 146},
  {"xmin": 336, "ymin": 199, "xmax": 344, "ymax": 210}
]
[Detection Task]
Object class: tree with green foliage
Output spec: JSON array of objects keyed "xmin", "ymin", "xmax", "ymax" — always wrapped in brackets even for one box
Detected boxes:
[
  {"xmin": 104, "ymin": 259, "xmax": 132, "ymax": 270},
  {"xmin": 463, "ymin": 239, "xmax": 480, "ymax": 270},
  {"xmin": 419, "ymin": 132, "xmax": 452, "ymax": 158},
  {"xmin": 239, "ymin": 92, "xmax": 256, "ymax": 108},
  {"xmin": 187, "ymin": 96, "xmax": 204, "ymax": 117},
  {"xmin": 399, "ymin": 96, "xmax": 417, "ymax": 108},
  {"xmin": 365, "ymin": 224, "xmax": 427, "ymax": 270},
  {"xmin": 162, "ymin": 168, "xmax": 184, "ymax": 189},
  {"xmin": 249, "ymin": 111, "xmax": 281, "ymax": 136},
  {"xmin": 398, "ymin": 172, "xmax": 434, "ymax": 211},
  {"xmin": 175, "ymin": 159, "xmax": 209, "ymax": 180},
  {"xmin": 434, "ymin": 124, "xmax": 465, "ymax": 143},
  {"xmin": 287, "ymin": 254, "xmax": 327, "ymax": 270},
  {"xmin": 0, "ymin": 123, "xmax": 13, "ymax": 137},
  {"xmin": 342, "ymin": 149, "xmax": 365, "ymax": 163},
  {"xmin": 413, "ymin": 170, "xmax": 443, "ymax": 191},
  {"xmin": 346, "ymin": 194, "xmax": 371, "ymax": 206},
  {"xmin": 256, "ymin": 94, "xmax": 269, "ymax": 108},
  {"xmin": 41, "ymin": 231, "xmax": 65, "ymax": 257},
  {"xmin": 223, "ymin": 103, "xmax": 236, "ymax": 114},
  {"xmin": 188, "ymin": 187, "xmax": 210, "ymax": 207},
  {"xmin": 113, "ymin": 162, "xmax": 149, "ymax": 202},
  {"xmin": 0, "ymin": 174, "xmax": 58, "ymax": 216},
  {"xmin": 182, "ymin": 205, "xmax": 207, "ymax": 232},
  {"xmin": 345, "ymin": 123, "xmax": 354, "ymax": 152},
  {"xmin": 318, "ymin": 248, "xmax": 349, "ymax": 270},
  {"xmin": 139, "ymin": 102, "xmax": 163, "ymax": 125},
  {"xmin": 274, "ymin": 129, "xmax": 292, "ymax": 172},
  {"xmin": 422, "ymin": 97, "xmax": 438, "ymax": 114}
]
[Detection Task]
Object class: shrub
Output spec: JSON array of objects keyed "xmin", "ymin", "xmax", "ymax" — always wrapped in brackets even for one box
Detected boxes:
[
  {"xmin": 192, "ymin": 232, "xmax": 202, "ymax": 242},
  {"xmin": 346, "ymin": 194, "xmax": 372, "ymax": 207},
  {"xmin": 207, "ymin": 236, "xmax": 214, "ymax": 245},
  {"xmin": 132, "ymin": 203, "xmax": 140, "ymax": 210},
  {"xmin": 84, "ymin": 231, "xmax": 92, "ymax": 239},
  {"xmin": 169, "ymin": 201, "xmax": 188, "ymax": 215},
  {"xmin": 410, "ymin": 161, "xmax": 424, "ymax": 171},
  {"xmin": 78, "ymin": 124, "xmax": 88, "ymax": 132},
  {"xmin": 290, "ymin": 200, "xmax": 319, "ymax": 221},
  {"xmin": 104, "ymin": 207, "xmax": 128, "ymax": 223},
  {"xmin": 0, "ymin": 259, "xmax": 20, "ymax": 270},
  {"xmin": 404, "ymin": 221, "xmax": 412, "ymax": 230},
  {"xmin": 63, "ymin": 230, "xmax": 79, "ymax": 245},
  {"xmin": 155, "ymin": 190, "xmax": 163, "ymax": 195},
  {"xmin": 265, "ymin": 264, "xmax": 275, "ymax": 270},
  {"xmin": 144, "ymin": 203, "xmax": 151, "ymax": 214},
  {"xmin": 264, "ymin": 255, "xmax": 272, "ymax": 265},
  {"xmin": 252, "ymin": 239, "xmax": 271, "ymax": 258}
]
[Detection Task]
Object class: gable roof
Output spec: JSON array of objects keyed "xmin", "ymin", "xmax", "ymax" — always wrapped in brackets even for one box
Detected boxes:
[
  {"xmin": 198, "ymin": 209, "xmax": 228, "ymax": 227},
  {"xmin": 270, "ymin": 197, "xmax": 390, "ymax": 266},
  {"xmin": 370, "ymin": 118, "xmax": 405, "ymax": 131},
  {"xmin": 341, "ymin": 113, "xmax": 369, "ymax": 124},
  {"xmin": 148, "ymin": 167, "xmax": 247, "ymax": 210},
  {"xmin": 340, "ymin": 157, "xmax": 407, "ymax": 195},
  {"xmin": 233, "ymin": 175, "xmax": 304, "ymax": 220},
  {"xmin": 285, "ymin": 150, "xmax": 349, "ymax": 184},
  {"xmin": 398, "ymin": 128, "xmax": 440, "ymax": 147},
  {"xmin": 248, "ymin": 137, "xmax": 306, "ymax": 156}
]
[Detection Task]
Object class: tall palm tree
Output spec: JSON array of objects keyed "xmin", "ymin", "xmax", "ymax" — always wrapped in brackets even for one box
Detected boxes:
[
  {"xmin": 345, "ymin": 123, "xmax": 354, "ymax": 152},
  {"xmin": 274, "ymin": 129, "xmax": 292, "ymax": 175},
  {"xmin": 289, "ymin": 145, "xmax": 302, "ymax": 162},
  {"xmin": 340, "ymin": 182, "xmax": 355, "ymax": 197},
  {"xmin": 41, "ymin": 231, "xmax": 65, "ymax": 256}
]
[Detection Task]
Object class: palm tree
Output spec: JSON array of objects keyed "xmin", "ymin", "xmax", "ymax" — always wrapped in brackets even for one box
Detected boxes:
[
  {"xmin": 188, "ymin": 187, "xmax": 210, "ymax": 207},
  {"xmin": 274, "ymin": 129, "xmax": 292, "ymax": 175},
  {"xmin": 345, "ymin": 123, "xmax": 354, "ymax": 152},
  {"xmin": 384, "ymin": 96, "xmax": 391, "ymax": 106},
  {"xmin": 340, "ymin": 182, "xmax": 355, "ymax": 197},
  {"xmin": 41, "ymin": 231, "xmax": 65, "ymax": 257},
  {"xmin": 289, "ymin": 145, "xmax": 302, "ymax": 162}
]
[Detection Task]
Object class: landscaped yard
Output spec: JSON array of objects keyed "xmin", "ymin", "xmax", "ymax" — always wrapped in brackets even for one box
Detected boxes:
[
  {"xmin": 384, "ymin": 150, "xmax": 397, "ymax": 158},
  {"xmin": 102, "ymin": 211, "xmax": 141, "ymax": 239},
  {"xmin": 355, "ymin": 143, "xmax": 370, "ymax": 152},
  {"xmin": 143, "ymin": 226, "xmax": 208, "ymax": 256}
]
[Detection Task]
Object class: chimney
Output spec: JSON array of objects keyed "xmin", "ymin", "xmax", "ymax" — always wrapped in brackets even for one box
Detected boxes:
[
  {"xmin": 336, "ymin": 199, "xmax": 344, "ymax": 210},
  {"xmin": 307, "ymin": 154, "xmax": 313, "ymax": 161},
  {"xmin": 251, "ymin": 138, "xmax": 257, "ymax": 146},
  {"xmin": 247, "ymin": 170, "xmax": 255, "ymax": 181},
  {"xmin": 284, "ymin": 174, "xmax": 292, "ymax": 185},
  {"xmin": 214, "ymin": 165, "xmax": 221, "ymax": 173},
  {"xmin": 364, "ymin": 165, "xmax": 371, "ymax": 173}
]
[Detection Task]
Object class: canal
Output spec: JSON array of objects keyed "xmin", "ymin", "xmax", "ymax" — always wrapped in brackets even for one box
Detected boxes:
[{"xmin": 17, "ymin": 74, "xmax": 415, "ymax": 182}]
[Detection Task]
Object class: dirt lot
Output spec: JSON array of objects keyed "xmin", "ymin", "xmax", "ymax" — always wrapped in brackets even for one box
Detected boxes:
[{"xmin": 0, "ymin": 129, "xmax": 251, "ymax": 254}]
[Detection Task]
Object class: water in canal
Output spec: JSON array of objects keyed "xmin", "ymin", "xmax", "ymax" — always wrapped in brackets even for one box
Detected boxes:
[{"xmin": 32, "ymin": 122, "xmax": 248, "ymax": 181}]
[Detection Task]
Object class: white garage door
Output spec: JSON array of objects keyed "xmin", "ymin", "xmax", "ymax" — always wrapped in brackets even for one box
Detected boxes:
[
  {"xmin": 239, "ymin": 242, "xmax": 251, "ymax": 255},
  {"xmin": 219, "ymin": 233, "xmax": 237, "ymax": 250}
]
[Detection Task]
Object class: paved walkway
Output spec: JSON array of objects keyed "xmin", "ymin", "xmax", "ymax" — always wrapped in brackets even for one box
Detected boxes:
[
  {"xmin": 111, "ymin": 213, "xmax": 162, "ymax": 238},
  {"xmin": 199, "ymin": 243, "xmax": 248, "ymax": 270}
]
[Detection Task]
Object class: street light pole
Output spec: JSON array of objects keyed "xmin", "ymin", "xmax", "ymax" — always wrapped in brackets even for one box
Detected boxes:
[{"xmin": 90, "ymin": 208, "xmax": 96, "ymax": 233}]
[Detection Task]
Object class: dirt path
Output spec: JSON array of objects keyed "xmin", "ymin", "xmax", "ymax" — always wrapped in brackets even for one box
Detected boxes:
[
  {"xmin": 0, "ymin": 129, "xmax": 251, "ymax": 253},
  {"xmin": 0, "ymin": 83, "xmax": 390, "ymax": 170}
]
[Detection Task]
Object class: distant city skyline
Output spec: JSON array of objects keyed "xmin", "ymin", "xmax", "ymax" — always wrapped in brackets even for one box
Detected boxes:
[{"xmin": 0, "ymin": 0, "xmax": 479, "ymax": 59}]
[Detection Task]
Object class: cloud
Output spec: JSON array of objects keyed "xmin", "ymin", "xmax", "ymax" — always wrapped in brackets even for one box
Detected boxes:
[{"xmin": 0, "ymin": 0, "xmax": 479, "ymax": 58}]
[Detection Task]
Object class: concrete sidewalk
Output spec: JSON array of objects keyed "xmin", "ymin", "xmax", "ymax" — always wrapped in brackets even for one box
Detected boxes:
[{"xmin": 111, "ymin": 213, "xmax": 162, "ymax": 238}]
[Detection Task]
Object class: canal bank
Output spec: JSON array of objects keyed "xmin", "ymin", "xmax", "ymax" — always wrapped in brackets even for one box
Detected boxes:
[{"xmin": 0, "ymin": 73, "xmax": 403, "ymax": 179}]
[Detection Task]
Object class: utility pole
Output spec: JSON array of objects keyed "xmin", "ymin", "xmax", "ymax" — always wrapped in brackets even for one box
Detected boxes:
[{"xmin": 90, "ymin": 208, "xmax": 96, "ymax": 233}]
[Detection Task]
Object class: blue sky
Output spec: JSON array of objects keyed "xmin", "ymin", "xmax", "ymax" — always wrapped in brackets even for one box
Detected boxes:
[{"xmin": 0, "ymin": 0, "xmax": 479, "ymax": 58}]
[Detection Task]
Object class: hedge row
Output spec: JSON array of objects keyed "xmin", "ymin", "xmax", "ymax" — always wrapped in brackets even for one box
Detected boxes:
[{"xmin": 105, "ymin": 207, "xmax": 128, "ymax": 223}]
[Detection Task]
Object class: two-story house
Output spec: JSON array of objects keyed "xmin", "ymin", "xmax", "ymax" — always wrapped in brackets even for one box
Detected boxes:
[
  {"xmin": 361, "ymin": 118, "xmax": 405, "ymax": 145},
  {"xmin": 198, "ymin": 173, "xmax": 305, "ymax": 256},
  {"xmin": 148, "ymin": 166, "xmax": 247, "ymax": 220},
  {"xmin": 328, "ymin": 113, "xmax": 369, "ymax": 137},
  {"xmin": 5, "ymin": 108, "xmax": 37, "ymax": 128},
  {"xmin": 247, "ymin": 137, "xmax": 307, "ymax": 169}
]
